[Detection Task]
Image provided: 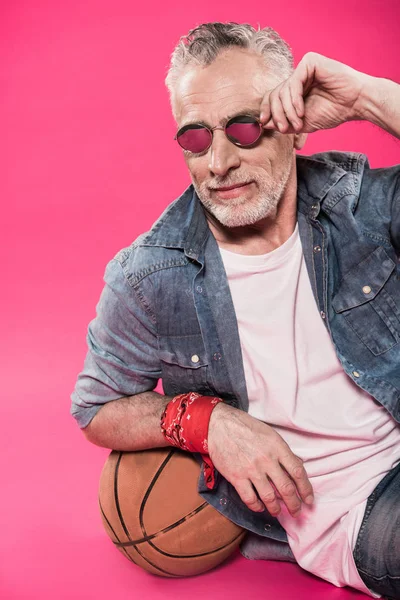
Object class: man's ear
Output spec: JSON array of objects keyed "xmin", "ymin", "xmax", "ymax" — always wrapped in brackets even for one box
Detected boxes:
[{"xmin": 294, "ymin": 133, "xmax": 308, "ymax": 150}]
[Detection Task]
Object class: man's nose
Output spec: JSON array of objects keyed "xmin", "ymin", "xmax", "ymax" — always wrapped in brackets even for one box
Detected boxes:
[{"xmin": 208, "ymin": 131, "xmax": 241, "ymax": 177}]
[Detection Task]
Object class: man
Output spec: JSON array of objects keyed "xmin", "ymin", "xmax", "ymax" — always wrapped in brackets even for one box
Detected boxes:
[{"xmin": 71, "ymin": 22, "xmax": 400, "ymax": 599}]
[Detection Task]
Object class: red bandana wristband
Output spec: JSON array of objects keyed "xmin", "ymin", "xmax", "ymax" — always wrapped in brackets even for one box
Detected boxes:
[{"xmin": 160, "ymin": 392, "xmax": 224, "ymax": 490}]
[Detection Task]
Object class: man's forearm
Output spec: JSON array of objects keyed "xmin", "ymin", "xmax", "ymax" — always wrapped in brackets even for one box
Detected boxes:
[
  {"xmin": 357, "ymin": 75, "xmax": 400, "ymax": 140},
  {"xmin": 82, "ymin": 391, "xmax": 173, "ymax": 451}
]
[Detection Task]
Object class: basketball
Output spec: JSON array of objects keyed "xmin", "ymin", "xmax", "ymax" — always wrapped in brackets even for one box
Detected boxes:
[{"xmin": 98, "ymin": 447, "xmax": 246, "ymax": 577}]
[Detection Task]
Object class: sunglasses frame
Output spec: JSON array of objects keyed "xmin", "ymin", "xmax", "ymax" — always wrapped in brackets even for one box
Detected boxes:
[{"xmin": 175, "ymin": 114, "xmax": 263, "ymax": 153}]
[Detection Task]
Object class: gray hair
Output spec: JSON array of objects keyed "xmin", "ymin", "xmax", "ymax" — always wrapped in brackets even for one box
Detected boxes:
[{"xmin": 165, "ymin": 22, "xmax": 294, "ymax": 109}]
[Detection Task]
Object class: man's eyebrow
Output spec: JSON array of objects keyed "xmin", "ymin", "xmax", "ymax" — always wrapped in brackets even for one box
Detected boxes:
[
  {"xmin": 180, "ymin": 108, "xmax": 261, "ymax": 130},
  {"xmin": 179, "ymin": 118, "xmax": 210, "ymax": 129},
  {"xmin": 221, "ymin": 108, "xmax": 260, "ymax": 125},
  {"xmin": 179, "ymin": 119, "xmax": 210, "ymax": 129}
]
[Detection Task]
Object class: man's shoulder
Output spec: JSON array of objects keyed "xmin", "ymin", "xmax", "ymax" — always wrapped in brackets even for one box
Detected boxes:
[
  {"xmin": 297, "ymin": 150, "xmax": 400, "ymax": 202},
  {"xmin": 105, "ymin": 184, "xmax": 202, "ymax": 286},
  {"xmin": 297, "ymin": 150, "xmax": 369, "ymax": 178},
  {"xmin": 298, "ymin": 149, "xmax": 400, "ymax": 178}
]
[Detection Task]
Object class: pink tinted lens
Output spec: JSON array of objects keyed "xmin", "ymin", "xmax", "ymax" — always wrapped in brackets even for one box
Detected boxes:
[
  {"xmin": 177, "ymin": 127, "xmax": 212, "ymax": 152},
  {"xmin": 226, "ymin": 120, "xmax": 261, "ymax": 146}
]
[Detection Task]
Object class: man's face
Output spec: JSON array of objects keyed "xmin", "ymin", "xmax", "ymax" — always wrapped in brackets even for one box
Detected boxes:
[{"xmin": 173, "ymin": 48, "xmax": 300, "ymax": 228}]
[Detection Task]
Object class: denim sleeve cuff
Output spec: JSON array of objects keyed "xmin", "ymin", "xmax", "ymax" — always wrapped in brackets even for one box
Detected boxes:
[{"xmin": 69, "ymin": 390, "xmax": 107, "ymax": 429}]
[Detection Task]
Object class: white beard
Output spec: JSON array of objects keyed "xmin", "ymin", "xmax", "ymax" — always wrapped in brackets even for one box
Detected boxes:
[{"xmin": 192, "ymin": 160, "xmax": 293, "ymax": 228}]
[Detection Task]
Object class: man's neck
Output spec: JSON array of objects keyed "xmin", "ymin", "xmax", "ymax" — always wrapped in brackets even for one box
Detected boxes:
[{"xmin": 206, "ymin": 175, "xmax": 298, "ymax": 256}]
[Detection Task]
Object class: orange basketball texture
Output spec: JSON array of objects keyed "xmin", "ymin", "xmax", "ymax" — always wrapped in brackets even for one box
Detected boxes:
[{"xmin": 98, "ymin": 447, "xmax": 247, "ymax": 577}]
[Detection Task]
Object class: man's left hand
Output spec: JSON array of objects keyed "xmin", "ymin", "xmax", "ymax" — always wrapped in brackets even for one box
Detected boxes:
[{"xmin": 260, "ymin": 52, "xmax": 368, "ymax": 134}]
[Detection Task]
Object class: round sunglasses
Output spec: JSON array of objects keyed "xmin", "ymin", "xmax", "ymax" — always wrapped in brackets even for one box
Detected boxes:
[{"xmin": 175, "ymin": 114, "xmax": 263, "ymax": 154}]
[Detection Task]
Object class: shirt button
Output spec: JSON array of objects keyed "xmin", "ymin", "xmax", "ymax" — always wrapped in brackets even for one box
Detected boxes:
[
  {"xmin": 362, "ymin": 285, "xmax": 372, "ymax": 294},
  {"xmin": 264, "ymin": 524, "xmax": 271, "ymax": 531},
  {"xmin": 320, "ymin": 311, "xmax": 326, "ymax": 319},
  {"xmin": 353, "ymin": 371, "xmax": 360, "ymax": 378},
  {"xmin": 213, "ymin": 352, "xmax": 222, "ymax": 360},
  {"xmin": 219, "ymin": 497, "xmax": 228, "ymax": 506},
  {"xmin": 313, "ymin": 245, "xmax": 321, "ymax": 253},
  {"xmin": 191, "ymin": 355, "xmax": 200, "ymax": 363},
  {"xmin": 196, "ymin": 285, "xmax": 203, "ymax": 293}
]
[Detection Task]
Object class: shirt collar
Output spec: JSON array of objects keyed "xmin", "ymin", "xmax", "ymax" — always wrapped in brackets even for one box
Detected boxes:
[
  {"xmin": 140, "ymin": 151, "xmax": 369, "ymax": 254},
  {"xmin": 296, "ymin": 151, "xmax": 369, "ymax": 211}
]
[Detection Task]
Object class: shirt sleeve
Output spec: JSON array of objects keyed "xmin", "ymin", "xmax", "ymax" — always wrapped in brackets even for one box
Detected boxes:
[{"xmin": 70, "ymin": 256, "xmax": 162, "ymax": 429}]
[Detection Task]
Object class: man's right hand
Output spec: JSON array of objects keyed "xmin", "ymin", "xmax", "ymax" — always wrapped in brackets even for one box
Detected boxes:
[{"xmin": 207, "ymin": 402, "xmax": 314, "ymax": 517}]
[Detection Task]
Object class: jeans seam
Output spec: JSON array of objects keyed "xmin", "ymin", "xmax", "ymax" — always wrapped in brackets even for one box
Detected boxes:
[
  {"xmin": 353, "ymin": 490, "xmax": 377, "ymax": 567},
  {"xmin": 358, "ymin": 569, "xmax": 400, "ymax": 583}
]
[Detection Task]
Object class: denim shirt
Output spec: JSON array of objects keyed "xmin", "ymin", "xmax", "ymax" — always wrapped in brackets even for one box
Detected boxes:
[{"xmin": 71, "ymin": 150, "xmax": 400, "ymax": 543}]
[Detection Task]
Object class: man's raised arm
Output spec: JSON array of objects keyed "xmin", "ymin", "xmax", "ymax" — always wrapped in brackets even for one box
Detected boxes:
[
  {"xmin": 357, "ymin": 75, "xmax": 400, "ymax": 139},
  {"xmin": 259, "ymin": 52, "xmax": 400, "ymax": 140}
]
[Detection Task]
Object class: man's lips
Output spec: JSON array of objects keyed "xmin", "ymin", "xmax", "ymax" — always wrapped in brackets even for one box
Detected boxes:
[
  {"xmin": 211, "ymin": 182, "xmax": 251, "ymax": 191},
  {"xmin": 209, "ymin": 181, "xmax": 253, "ymax": 199}
]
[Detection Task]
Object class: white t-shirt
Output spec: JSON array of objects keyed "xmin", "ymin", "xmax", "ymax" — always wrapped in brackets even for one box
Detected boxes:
[{"xmin": 219, "ymin": 225, "xmax": 400, "ymax": 597}]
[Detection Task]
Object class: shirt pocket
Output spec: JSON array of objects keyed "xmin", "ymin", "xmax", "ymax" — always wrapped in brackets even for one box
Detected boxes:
[
  {"xmin": 158, "ymin": 333, "xmax": 214, "ymax": 396},
  {"xmin": 332, "ymin": 247, "xmax": 400, "ymax": 356}
]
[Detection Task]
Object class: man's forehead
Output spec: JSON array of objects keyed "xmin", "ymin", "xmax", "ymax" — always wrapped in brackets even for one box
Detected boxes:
[{"xmin": 173, "ymin": 48, "xmax": 281, "ymax": 125}]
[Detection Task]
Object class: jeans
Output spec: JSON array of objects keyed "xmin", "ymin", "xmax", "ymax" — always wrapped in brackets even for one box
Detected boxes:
[{"xmin": 353, "ymin": 460, "xmax": 400, "ymax": 600}]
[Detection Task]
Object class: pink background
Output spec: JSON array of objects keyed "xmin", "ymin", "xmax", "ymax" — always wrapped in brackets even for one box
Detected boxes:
[{"xmin": 2, "ymin": 0, "xmax": 399, "ymax": 598}]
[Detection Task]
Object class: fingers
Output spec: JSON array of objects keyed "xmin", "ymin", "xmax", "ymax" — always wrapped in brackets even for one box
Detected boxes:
[
  {"xmin": 234, "ymin": 457, "xmax": 313, "ymax": 517},
  {"xmin": 260, "ymin": 72, "xmax": 307, "ymax": 134},
  {"xmin": 234, "ymin": 480, "xmax": 267, "ymax": 513},
  {"xmin": 254, "ymin": 468, "xmax": 301, "ymax": 517},
  {"xmin": 268, "ymin": 84, "xmax": 291, "ymax": 132},
  {"xmin": 289, "ymin": 74, "xmax": 305, "ymax": 119},
  {"xmin": 281, "ymin": 454, "xmax": 314, "ymax": 506},
  {"xmin": 278, "ymin": 85, "xmax": 304, "ymax": 132},
  {"xmin": 252, "ymin": 477, "xmax": 284, "ymax": 516},
  {"xmin": 234, "ymin": 464, "xmax": 311, "ymax": 518}
]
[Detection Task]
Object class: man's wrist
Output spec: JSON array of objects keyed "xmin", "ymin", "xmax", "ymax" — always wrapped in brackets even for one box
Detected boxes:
[
  {"xmin": 160, "ymin": 392, "xmax": 224, "ymax": 452},
  {"xmin": 160, "ymin": 392, "xmax": 225, "ymax": 490},
  {"xmin": 208, "ymin": 400, "xmax": 238, "ymax": 435},
  {"xmin": 354, "ymin": 74, "xmax": 398, "ymax": 127}
]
